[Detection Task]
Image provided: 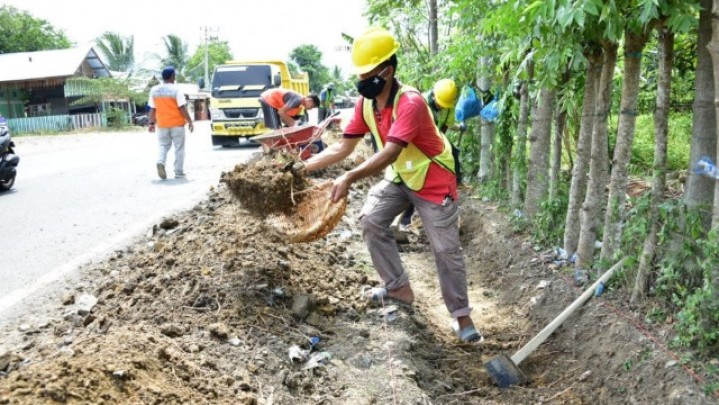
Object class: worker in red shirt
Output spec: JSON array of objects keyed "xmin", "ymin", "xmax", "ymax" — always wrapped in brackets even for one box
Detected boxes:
[
  {"xmin": 303, "ymin": 27, "xmax": 482, "ymax": 344},
  {"xmin": 259, "ymin": 88, "xmax": 319, "ymax": 129}
]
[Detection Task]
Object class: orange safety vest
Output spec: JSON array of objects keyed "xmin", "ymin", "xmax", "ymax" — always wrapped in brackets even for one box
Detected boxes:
[{"xmin": 261, "ymin": 89, "xmax": 304, "ymax": 117}]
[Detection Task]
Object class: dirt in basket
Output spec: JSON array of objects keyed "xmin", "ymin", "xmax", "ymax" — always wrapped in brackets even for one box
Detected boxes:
[{"xmin": 220, "ymin": 154, "xmax": 309, "ymax": 217}]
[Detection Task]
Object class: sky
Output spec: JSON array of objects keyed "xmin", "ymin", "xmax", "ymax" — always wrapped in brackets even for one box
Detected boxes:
[{"xmin": 3, "ymin": 0, "xmax": 370, "ymax": 78}]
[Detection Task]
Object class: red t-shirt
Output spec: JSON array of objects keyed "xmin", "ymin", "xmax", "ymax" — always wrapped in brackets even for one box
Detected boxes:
[{"xmin": 344, "ymin": 85, "xmax": 458, "ymax": 204}]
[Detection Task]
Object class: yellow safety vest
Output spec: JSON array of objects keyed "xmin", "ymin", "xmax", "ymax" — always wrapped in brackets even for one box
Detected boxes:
[{"xmin": 362, "ymin": 85, "xmax": 455, "ymax": 191}]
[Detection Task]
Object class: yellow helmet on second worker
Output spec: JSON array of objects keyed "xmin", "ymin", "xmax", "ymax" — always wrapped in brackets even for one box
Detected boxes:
[
  {"xmin": 351, "ymin": 27, "xmax": 400, "ymax": 75},
  {"xmin": 433, "ymin": 79, "xmax": 458, "ymax": 109}
]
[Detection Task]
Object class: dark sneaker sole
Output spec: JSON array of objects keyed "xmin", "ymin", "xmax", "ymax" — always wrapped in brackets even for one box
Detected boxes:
[{"xmin": 157, "ymin": 163, "xmax": 166, "ymax": 179}]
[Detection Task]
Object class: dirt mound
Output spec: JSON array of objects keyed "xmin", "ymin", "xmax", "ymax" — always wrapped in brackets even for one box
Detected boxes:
[{"xmin": 221, "ymin": 155, "xmax": 309, "ymax": 217}]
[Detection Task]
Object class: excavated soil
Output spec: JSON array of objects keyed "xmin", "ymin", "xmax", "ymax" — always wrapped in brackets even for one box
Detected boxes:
[
  {"xmin": 0, "ymin": 135, "xmax": 714, "ymax": 404},
  {"xmin": 221, "ymin": 156, "xmax": 309, "ymax": 217}
]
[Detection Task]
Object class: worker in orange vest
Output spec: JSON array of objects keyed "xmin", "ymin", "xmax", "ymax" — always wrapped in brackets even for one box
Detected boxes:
[{"xmin": 259, "ymin": 88, "xmax": 319, "ymax": 129}]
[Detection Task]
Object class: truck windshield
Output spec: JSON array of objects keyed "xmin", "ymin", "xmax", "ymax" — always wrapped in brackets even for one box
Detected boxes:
[{"xmin": 211, "ymin": 65, "xmax": 272, "ymax": 98}]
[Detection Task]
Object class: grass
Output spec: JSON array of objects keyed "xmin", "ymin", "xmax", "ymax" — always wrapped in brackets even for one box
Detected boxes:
[{"xmin": 608, "ymin": 111, "xmax": 692, "ymax": 175}]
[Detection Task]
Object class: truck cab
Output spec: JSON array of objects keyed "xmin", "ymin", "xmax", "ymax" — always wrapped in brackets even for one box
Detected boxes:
[{"xmin": 209, "ymin": 61, "xmax": 309, "ymax": 147}]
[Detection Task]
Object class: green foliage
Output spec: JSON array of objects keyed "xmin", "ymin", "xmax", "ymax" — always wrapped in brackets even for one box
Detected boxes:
[
  {"xmin": 161, "ymin": 34, "xmax": 189, "ymax": 81},
  {"xmin": 636, "ymin": 31, "xmax": 695, "ymax": 115},
  {"xmin": 612, "ymin": 112, "xmax": 692, "ymax": 175},
  {"xmin": 95, "ymin": 32, "xmax": 135, "ymax": 72},
  {"xmin": 674, "ymin": 279, "xmax": 719, "ymax": 355},
  {"xmin": 289, "ymin": 44, "xmax": 330, "ymax": 93},
  {"xmin": 186, "ymin": 41, "xmax": 233, "ymax": 85},
  {"xmin": 67, "ymin": 77, "xmax": 146, "ymax": 106},
  {"xmin": 496, "ymin": 90, "xmax": 518, "ymax": 185},
  {"xmin": 478, "ymin": 177, "xmax": 510, "ymax": 202},
  {"xmin": 670, "ymin": 229, "xmax": 719, "ymax": 356},
  {"xmin": 365, "ymin": 0, "xmax": 436, "ymax": 87},
  {"xmin": 615, "ymin": 195, "xmax": 719, "ymax": 356},
  {"xmin": 451, "ymin": 120, "xmax": 481, "ymax": 182},
  {"xmin": 531, "ymin": 186, "xmax": 569, "ymax": 247},
  {"xmin": 0, "ymin": 6, "xmax": 71, "ymax": 53},
  {"xmin": 106, "ymin": 107, "xmax": 129, "ymax": 128}
]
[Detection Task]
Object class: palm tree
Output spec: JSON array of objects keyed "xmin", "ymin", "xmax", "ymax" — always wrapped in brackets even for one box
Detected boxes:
[
  {"xmin": 95, "ymin": 32, "xmax": 135, "ymax": 72},
  {"xmin": 160, "ymin": 34, "xmax": 189, "ymax": 81}
]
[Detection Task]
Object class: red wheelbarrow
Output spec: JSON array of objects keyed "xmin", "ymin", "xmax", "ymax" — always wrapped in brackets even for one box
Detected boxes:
[{"xmin": 250, "ymin": 112, "xmax": 340, "ymax": 160}]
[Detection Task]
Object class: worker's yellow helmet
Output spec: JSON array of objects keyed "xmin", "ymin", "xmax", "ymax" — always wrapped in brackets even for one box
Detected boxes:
[
  {"xmin": 351, "ymin": 27, "xmax": 400, "ymax": 75},
  {"xmin": 433, "ymin": 79, "xmax": 458, "ymax": 109}
]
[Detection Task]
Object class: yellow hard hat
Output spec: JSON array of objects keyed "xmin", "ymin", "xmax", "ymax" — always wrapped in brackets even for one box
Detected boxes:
[
  {"xmin": 433, "ymin": 79, "xmax": 458, "ymax": 108},
  {"xmin": 351, "ymin": 27, "xmax": 400, "ymax": 75}
]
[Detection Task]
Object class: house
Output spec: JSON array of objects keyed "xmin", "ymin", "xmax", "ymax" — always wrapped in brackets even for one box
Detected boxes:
[
  {"xmin": 175, "ymin": 83, "xmax": 210, "ymax": 121},
  {"xmin": 0, "ymin": 47, "xmax": 111, "ymax": 119}
]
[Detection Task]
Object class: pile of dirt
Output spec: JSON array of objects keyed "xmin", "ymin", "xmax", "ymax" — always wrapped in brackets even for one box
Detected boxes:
[
  {"xmin": 221, "ymin": 156, "xmax": 309, "ymax": 217},
  {"xmin": 0, "ymin": 137, "xmax": 714, "ymax": 404}
]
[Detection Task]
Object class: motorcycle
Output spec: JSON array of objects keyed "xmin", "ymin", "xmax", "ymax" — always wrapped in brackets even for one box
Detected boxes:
[{"xmin": 0, "ymin": 116, "xmax": 19, "ymax": 191}]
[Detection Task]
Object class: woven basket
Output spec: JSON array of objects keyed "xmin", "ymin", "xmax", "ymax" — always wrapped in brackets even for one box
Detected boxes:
[{"xmin": 266, "ymin": 180, "xmax": 347, "ymax": 243}]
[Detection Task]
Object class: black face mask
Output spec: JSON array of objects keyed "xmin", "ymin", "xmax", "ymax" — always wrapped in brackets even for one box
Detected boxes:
[{"xmin": 356, "ymin": 69, "xmax": 388, "ymax": 99}]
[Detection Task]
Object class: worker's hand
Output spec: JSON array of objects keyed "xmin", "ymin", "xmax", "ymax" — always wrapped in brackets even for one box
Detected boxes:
[
  {"xmin": 188, "ymin": 122, "xmax": 194, "ymax": 133},
  {"xmin": 330, "ymin": 173, "xmax": 351, "ymax": 202},
  {"xmin": 148, "ymin": 123, "xmax": 156, "ymax": 133}
]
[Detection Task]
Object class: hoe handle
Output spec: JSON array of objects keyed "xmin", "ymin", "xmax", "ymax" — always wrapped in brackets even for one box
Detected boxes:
[{"xmin": 510, "ymin": 258, "xmax": 626, "ymax": 365}]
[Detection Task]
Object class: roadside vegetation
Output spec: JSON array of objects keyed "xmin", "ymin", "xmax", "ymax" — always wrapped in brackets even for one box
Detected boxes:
[{"xmin": 360, "ymin": 0, "xmax": 719, "ymax": 395}]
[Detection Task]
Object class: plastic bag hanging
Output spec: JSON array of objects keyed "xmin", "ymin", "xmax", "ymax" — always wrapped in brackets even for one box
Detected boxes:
[
  {"xmin": 694, "ymin": 156, "xmax": 719, "ymax": 180},
  {"xmin": 480, "ymin": 92, "xmax": 501, "ymax": 122},
  {"xmin": 455, "ymin": 86, "xmax": 482, "ymax": 122}
]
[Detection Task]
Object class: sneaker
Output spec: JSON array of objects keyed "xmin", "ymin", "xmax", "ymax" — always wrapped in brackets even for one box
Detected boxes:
[
  {"xmin": 156, "ymin": 163, "xmax": 166, "ymax": 179},
  {"xmin": 175, "ymin": 172, "xmax": 185, "ymax": 178}
]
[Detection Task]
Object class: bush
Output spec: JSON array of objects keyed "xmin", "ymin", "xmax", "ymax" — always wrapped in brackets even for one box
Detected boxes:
[{"xmin": 106, "ymin": 107, "xmax": 129, "ymax": 128}]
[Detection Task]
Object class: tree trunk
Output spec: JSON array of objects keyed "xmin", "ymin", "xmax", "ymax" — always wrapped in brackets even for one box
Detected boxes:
[
  {"xmin": 524, "ymin": 88, "xmax": 556, "ymax": 219},
  {"xmin": 709, "ymin": 2, "xmax": 719, "ymax": 229},
  {"xmin": 575, "ymin": 42, "xmax": 617, "ymax": 272},
  {"xmin": 685, "ymin": 0, "xmax": 717, "ymax": 228},
  {"xmin": 600, "ymin": 29, "xmax": 650, "ymax": 263},
  {"xmin": 564, "ymin": 49, "xmax": 602, "ymax": 255},
  {"xmin": 550, "ymin": 70, "xmax": 570, "ymax": 201},
  {"xmin": 512, "ymin": 62, "xmax": 533, "ymax": 208},
  {"xmin": 428, "ymin": 0, "xmax": 439, "ymax": 56},
  {"xmin": 478, "ymin": 56, "xmax": 494, "ymax": 183},
  {"xmin": 632, "ymin": 27, "xmax": 673, "ymax": 303}
]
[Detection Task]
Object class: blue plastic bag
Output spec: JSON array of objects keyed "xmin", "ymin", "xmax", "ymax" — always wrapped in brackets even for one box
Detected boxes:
[
  {"xmin": 480, "ymin": 97, "xmax": 500, "ymax": 122},
  {"xmin": 694, "ymin": 156, "xmax": 719, "ymax": 180},
  {"xmin": 455, "ymin": 86, "xmax": 482, "ymax": 122}
]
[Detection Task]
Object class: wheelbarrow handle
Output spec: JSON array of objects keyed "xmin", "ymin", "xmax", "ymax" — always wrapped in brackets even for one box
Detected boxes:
[{"xmin": 311, "ymin": 110, "xmax": 341, "ymax": 140}]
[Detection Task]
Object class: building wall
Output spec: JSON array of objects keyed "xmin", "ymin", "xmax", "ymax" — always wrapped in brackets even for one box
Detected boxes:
[{"xmin": 0, "ymin": 87, "xmax": 27, "ymax": 118}]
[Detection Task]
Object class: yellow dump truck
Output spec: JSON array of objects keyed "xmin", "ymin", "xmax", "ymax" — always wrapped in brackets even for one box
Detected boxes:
[{"xmin": 209, "ymin": 60, "xmax": 310, "ymax": 146}]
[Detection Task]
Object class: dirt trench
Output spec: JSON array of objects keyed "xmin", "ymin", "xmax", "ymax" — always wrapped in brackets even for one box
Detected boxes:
[{"xmin": 0, "ymin": 141, "xmax": 713, "ymax": 404}]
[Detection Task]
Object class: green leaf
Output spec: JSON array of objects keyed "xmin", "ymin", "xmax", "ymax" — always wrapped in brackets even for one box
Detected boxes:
[
  {"xmin": 583, "ymin": 0, "xmax": 600, "ymax": 16},
  {"xmin": 556, "ymin": 6, "xmax": 572, "ymax": 29},
  {"xmin": 574, "ymin": 7, "xmax": 585, "ymax": 27}
]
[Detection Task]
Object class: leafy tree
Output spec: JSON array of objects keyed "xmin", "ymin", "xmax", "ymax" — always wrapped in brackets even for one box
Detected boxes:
[
  {"xmin": 67, "ymin": 77, "xmax": 146, "ymax": 106},
  {"xmin": 94, "ymin": 31, "xmax": 135, "ymax": 72},
  {"xmin": 160, "ymin": 34, "xmax": 189, "ymax": 81},
  {"xmin": 185, "ymin": 40, "xmax": 233, "ymax": 85},
  {"xmin": 0, "ymin": 6, "xmax": 71, "ymax": 53},
  {"xmin": 289, "ymin": 44, "xmax": 330, "ymax": 92}
]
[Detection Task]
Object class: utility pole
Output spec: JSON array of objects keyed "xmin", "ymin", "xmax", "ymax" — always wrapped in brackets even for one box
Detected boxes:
[{"xmin": 200, "ymin": 26, "xmax": 218, "ymax": 90}]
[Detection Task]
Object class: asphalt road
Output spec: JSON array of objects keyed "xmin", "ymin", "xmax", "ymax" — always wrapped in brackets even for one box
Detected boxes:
[{"xmin": 0, "ymin": 121, "xmax": 257, "ymax": 313}]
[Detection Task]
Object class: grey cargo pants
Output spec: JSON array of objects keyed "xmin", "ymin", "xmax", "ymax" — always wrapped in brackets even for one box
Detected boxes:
[{"xmin": 359, "ymin": 180, "xmax": 472, "ymax": 319}]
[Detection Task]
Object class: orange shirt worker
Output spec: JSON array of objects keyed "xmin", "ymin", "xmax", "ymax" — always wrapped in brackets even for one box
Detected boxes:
[
  {"xmin": 259, "ymin": 88, "xmax": 319, "ymax": 128},
  {"xmin": 148, "ymin": 67, "xmax": 194, "ymax": 179}
]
